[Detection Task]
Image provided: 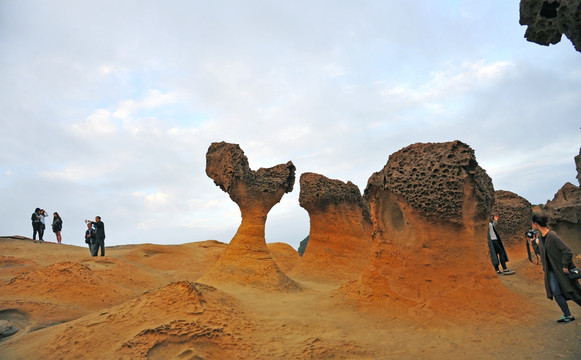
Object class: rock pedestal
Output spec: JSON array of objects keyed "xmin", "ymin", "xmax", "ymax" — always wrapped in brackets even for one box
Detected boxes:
[
  {"xmin": 199, "ymin": 142, "xmax": 300, "ymax": 291},
  {"xmin": 344, "ymin": 141, "xmax": 527, "ymax": 322}
]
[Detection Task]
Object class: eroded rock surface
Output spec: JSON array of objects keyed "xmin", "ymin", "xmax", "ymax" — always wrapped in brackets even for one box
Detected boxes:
[
  {"xmin": 365, "ymin": 141, "xmax": 494, "ymax": 225},
  {"xmin": 544, "ymin": 182, "xmax": 581, "ymax": 253},
  {"xmin": 291, "ymin": 173, "xmax": 372, "ymax": 283},
  {"xmin": 492, "ymin": 190, "xmax": 533, "ymax": 248},
  {"xmin": 520, "ymin": 0, "xmax": 581, "ymax": 52},
  {"xmin": 200, "ymin": 142, "xmax": 300, "ymax": 291},
  {"xmin": 343, "ymin": 141, "xmax": 527, "ymax": 322},
  {"xmin": 575, "ymin": 149, "xmax": 581, "ymax": 186}
]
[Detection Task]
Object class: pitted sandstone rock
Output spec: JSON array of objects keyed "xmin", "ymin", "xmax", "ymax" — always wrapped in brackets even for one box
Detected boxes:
[
  {"xmin": 299, "ymin": 172, "xmax": 371, "ymax": 221},
  {"xmin": 519, "ymin": 0, "xmax": 581, "ymax": 53},
  {"xmin": 544, "ymin": 182, "xmax": 581, "ymax": 253},
  {"xmin": 293, "ymin": 173, "xmax": 372, "ymax": 282},
  {"xmin": 342, "ymin": 141, "xmax": 522, "ymax": 320},
  {"xmin": 201, "ymin": 142, "xmax": 300, "ymax": 291},
  {"xmin": 365, "ymin": 141, "xmax": 494, "ymax": 224},
  {"xmin": 492, "ymin": 190, "xmax": 533, "ymax": 247},
  {"xmin": 545, "ymin": 182, "xmax": 581, "ymax": 224},
  {"xmin": 206, "ymin": 141, "xmax": 295, "ymax": 210}
]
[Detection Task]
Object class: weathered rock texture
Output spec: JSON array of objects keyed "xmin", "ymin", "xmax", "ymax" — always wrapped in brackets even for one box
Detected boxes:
[
  {"xmin": 575, "ymin": 149, "xmax": 581, "ymax": 186},
  {"xmin": 343, "ymin": 141, "xmax": 527, "ymax": 322},
  {"xmin": 200, "ymin": 142, "xmax": 300, "ymax": 291},
  {"xmin": 520, "ymin": 0, "xmax": 581, "ymax": 53},
  {"xmin": 491, "ymin": 190, "xmax": 533, "ymax": 248},
  {"xmin": 366, "ymin": 141, "xmax": 494, "ymax": 225},
  {"xmin": 290, "ymin": 173, "xmax": 373, "ymax": 283},
  {"xmin": 544, "ymin": 182, "xmax": 581, "ymax": 253}
]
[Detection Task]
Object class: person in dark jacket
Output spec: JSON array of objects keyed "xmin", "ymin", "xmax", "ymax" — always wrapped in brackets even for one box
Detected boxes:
[
  {"xmin": 52, "ymin": 212, "xmax": 63, "ymax": 244},
  {"xmin": 533, "ymin": 213, "xmax": 581, "ymax": 323},
  {"xmin": 487, "ymin": 214, "xmax": 514, "ymax": 275},
  {"xmin": 86, "ymin": 216, "xmax": 106, "ymax": 256},
  {"xmin": 31, "ymin": 208, "xmax": 42, "ymax": 243},
  {"xmin": 85, "ymin": 222, "xmax": 96, "ymax": 255}
]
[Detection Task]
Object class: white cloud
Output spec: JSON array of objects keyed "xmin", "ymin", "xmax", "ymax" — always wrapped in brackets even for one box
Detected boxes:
[{"xmin": 71, "ymin": 109, "xmax": 117, "ymax": 137}]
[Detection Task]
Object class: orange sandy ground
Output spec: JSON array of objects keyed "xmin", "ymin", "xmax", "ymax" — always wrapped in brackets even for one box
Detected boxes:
[{"xmin": 1, "ymin": 236, "xmax": 580, "ymax": 359}]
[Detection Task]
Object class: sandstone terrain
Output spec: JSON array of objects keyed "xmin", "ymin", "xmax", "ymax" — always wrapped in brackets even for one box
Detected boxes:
[
  {"xmin": 1, "ymin": 236, "xmax": 581, "ymax": 359},
  {"xmin": 2, "ymin": 141, "xmax": 581, "ymax": 359}
]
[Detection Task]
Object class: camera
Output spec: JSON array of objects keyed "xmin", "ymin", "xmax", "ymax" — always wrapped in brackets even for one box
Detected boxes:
[{"xmin": 525, "ymin": 230, "xmax": 536, "ymax": 239}]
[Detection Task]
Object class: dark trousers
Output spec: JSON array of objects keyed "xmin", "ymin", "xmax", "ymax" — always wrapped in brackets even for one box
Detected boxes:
[
  {"xmin": 91, "ymin": 238, "xmax": 105, "ymax": 256},
  {"xmin": 548, "ymin": 271, "xmax": 581, "ymax": 317},
  {"xmin": 32, "ymin": 223, "xmax": 41, "ymax": 240},
  {"xmin": 491, "ymin": 240, "xmax": 507, "ymax": 271},
  {"xmin": 39, "ymin": 223, "xmax": 45, "ymax": 240}
]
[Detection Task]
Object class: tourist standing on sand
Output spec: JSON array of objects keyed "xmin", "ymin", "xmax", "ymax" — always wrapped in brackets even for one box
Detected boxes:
[
  {"xmin": 52, "ymin": 212, "xmax": 63, "ymax": 244},
  {"xmin": 85, "ymin": 222, "xmax": 96, "ymax": 255},
  {"xmin": 532, "ymin": 213, "xmax": 581, "ymax": 323},
  {"xmin": 31, "ymin": 208, "xmax": 43, "ymax": 243},
  {"xmin": 487, "ymin": 214, "xmax": 515, "ymax": 275},
  {"xmin": 38, "ymin": 209, "xmax": 47, "ymax": 242},
  {"xmin": 86, "ymin": 216, "xmax": 105, "ymax": 256}
]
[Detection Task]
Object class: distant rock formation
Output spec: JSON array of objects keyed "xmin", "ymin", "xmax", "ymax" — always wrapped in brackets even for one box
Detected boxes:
[
  {"xmin": 297, "ymin": 235, "xmax": 309, "ymax": 256},
  {"xmin": 519, "ymin": 0, "xmax": 581, "ymax": 53},
  {"xmin": 492, "ymin": 190, "xmax": 533, "ymax": 248},
  {"xmin": 267, "ymin": 242, "xmax": 301, "ymax": 273},
  {"xmin": 343, "ymin": 141, "xmax": 527, "ymax": 321},
  {"xmin": 575, "ymin": 149, "xmax": 581, "ymax": 186},
  {"xmin": 544, "ymin": 182, "xmax": 581, "ymax": 253},
  {"xmin": 200, "ymin": 142, "xmax": 300, "ymax": 291},
  {"xmin": 290, "ymin": 173, "xmax": 373, "ymax": 283}
]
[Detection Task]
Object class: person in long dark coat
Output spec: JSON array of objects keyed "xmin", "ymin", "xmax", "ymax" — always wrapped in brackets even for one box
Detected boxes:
[
  {"xmin": 487, "ymin": 214, "xmax": 514, "ymax": 274},
  {"xmin": 533, "ymin": 213, "xmax": 581, "ymax": 323}
]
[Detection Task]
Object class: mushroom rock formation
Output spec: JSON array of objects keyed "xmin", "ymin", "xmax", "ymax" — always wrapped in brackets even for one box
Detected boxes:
[
  {"xmin": 519, "ymin": 0, "xmax": 581, "ymax": 53},
  {"xmin": 199, "ymin": 142, "xmax": 300, "ymax": 291},
  {"xmin": 491, "ymin": 190, "xmax": 533, "ymax": 249},
  {"xmin": 290, "ymin": 173, "xmax": 373, "ymax": 283},
  {"xmin": 575, "ymin": 149, "xmax": 581, "ymax": 186},
  {"xmin": 344, "ymin": 141, "xmax": 528, "ymax": 322},
  {"xmin": 544, "ymin": 182, "xmax": 581, "ymax": 253}
]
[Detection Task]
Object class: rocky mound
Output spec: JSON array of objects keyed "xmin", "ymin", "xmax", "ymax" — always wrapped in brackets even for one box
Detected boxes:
[
  {"xmin": 519, "ymin": 0, "xmax": 581, "ymax": 53},
  {"xmin": 344, "ymin": 141, "xmax": 529, "ymax": 322},
  {"xmin": 291, "ymin": 173, "xmax": 372, "ymax": 282},
  {"xmin": 1, "ymin": 261, "xmax": 134, "ymax": 309},
  {"xmin": 492, "ymin": 190, "xmax": 532, "ymax": 248},
  {"xmin": 544, "ymin": 182, "xmax": 581, "ymax": 253},
  {"xmin": 267, "ymin": 242, "xmax": 301, "ymax": 273},
  {"xmin": 200, "ymin": 142, "xmax": 300, "ymax": 291},
  {"xmin": 0, "ymin": 281, "xmax": 257, "ymax": 360}
]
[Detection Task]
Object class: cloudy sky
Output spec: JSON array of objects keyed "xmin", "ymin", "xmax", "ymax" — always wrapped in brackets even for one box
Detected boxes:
[{"xmin": 1, "ymin": 1, "xmax": 579, "ymax": 250}]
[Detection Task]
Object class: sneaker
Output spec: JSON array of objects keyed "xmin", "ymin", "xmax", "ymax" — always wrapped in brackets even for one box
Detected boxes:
[{"xmin": 557, "ymin": 315, "xmax": 575, "ymax": 323}]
